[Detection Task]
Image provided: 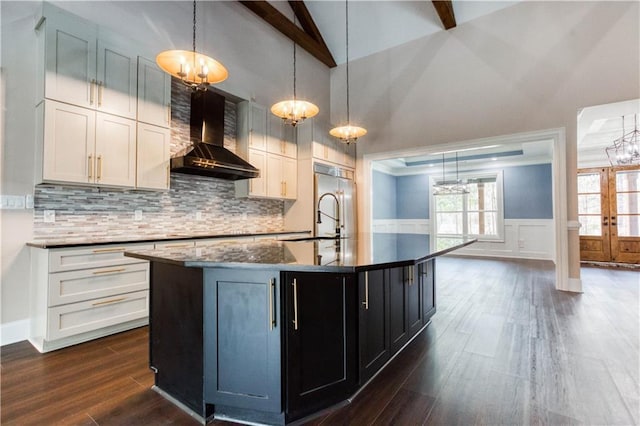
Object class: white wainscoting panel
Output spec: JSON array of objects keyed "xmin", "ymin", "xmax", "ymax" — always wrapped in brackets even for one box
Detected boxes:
[
  {"xmin": 372, "ymin": 219, "xmax": 554, "ymax": 261},
  {"xmin": 1, "ymin": 319, "xmax": 29, "ymax": 346}
]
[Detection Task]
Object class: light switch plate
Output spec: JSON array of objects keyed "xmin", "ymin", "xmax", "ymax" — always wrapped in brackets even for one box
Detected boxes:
[
  {"xmin": 134, "ymin": 210, "xmax": 143, "ymax": 221},
  {"xmin": 195, "ymin": 211, "xmax": 202, "ymax": 221},
  {"xmin": 43, "ymin": 210, "xmax": 55, "ymax": 223}
]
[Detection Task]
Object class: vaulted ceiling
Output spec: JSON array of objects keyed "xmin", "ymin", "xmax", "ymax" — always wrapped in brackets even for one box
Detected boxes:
[{"xmin": 239, "ymin": 1, "xmax": 520, "ymax": 67}]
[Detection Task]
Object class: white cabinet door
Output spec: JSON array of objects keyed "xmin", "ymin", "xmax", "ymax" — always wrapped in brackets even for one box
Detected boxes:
[
  {"xmin": 96, "ymin": 39, "xmax": 137, "ymax": 119},
  {"xmin": 137, "ymin": 57, "xmax": 171, "ymax": 127},
  {"xmin": 266, "ymin": 153, "xmax": 284, "ymax": 198},
  {"xmin": 282, "ymin": 156, "xmax": 297, "ymax": 200},
  {"xmin": 268, "ymin": 115, "xmax": 297, "ymax": 158},
  {"xmin": 44, "ymin": 12, "xmax": 97, "ymax": 108},
  {"xmin": 248, "ymin": 103, "xmax": 267, "ymax": 151},
  {"xmin": 95, "ymin": 112, "xmax": 136, "ymax": 187},
  {"xmin": 42, "ymin": 100, "xmax": 96, "ymax": 184},
  {"xmin": 248, "ymin": 149, "xmax": 268, "ymax": 197},
  {"xmin": 136, "ymin": 123, "xmax": 170, "ymax": 190}
]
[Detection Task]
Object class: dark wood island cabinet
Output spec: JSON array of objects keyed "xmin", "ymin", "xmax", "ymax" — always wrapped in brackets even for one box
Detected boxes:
[{"xmin": 126, "ymin": 234, "xmax": 474, "ymax": 425}]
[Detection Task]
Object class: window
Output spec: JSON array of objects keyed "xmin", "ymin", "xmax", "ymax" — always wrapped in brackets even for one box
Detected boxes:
[{"xmin": 431, "ymin": 171, "xmax": 504, "ymax": 242}]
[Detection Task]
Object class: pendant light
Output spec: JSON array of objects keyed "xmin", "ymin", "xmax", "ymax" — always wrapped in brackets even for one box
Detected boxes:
[
  {"xmin": 271, "ymin": 16, "xmax": 319, "ymax": 127},
  {"xmin": 606, "ymin": 115, "xmax": 640, "ymax": 166},
  {"xmin": 156, "ymin": 0, "xmax": 228, "ymax": 91},
  {"xmin": 433, "ymin": 152, "xmax": 469, "ymax": 195},
  {"xmin": 330, "ymin": 0, "xmax": 367, "ymax": 144}
]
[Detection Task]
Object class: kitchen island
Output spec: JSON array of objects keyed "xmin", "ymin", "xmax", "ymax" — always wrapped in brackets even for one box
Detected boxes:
[{"xmin": 125, "ymin": 234, "xmax": 474, "ymax": 425}]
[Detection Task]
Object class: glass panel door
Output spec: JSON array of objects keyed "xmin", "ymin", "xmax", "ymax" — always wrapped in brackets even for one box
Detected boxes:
[
  {"xmin": 610, "ymin": 169, "xmax": 640, "ymax": 263},
  {"xmin": 578, "ymin": 169, "xmax": 610, "ymax": 261}
]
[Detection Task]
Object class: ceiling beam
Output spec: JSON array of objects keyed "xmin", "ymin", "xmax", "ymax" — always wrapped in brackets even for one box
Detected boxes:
[
  {"xmin": 239, "ymin": 1, "xmax": 337, "ymax": 68},
  {"xmin": 432, "ymin": 0, "xmax": 457, "ymax": 30},
  {"xmin": 288, "ymin": 1, "xmax": 331, "ymax": 54}
]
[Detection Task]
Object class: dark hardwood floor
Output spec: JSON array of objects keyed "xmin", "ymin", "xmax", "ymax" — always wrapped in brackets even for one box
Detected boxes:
[{"xmin": 2, "ymin": 257, "xmax": 638, "ymax": 425}]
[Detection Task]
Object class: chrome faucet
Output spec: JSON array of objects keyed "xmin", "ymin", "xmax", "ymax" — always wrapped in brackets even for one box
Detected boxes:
[{"xmin": 317, "ymin": 192, "xmax": 341, "ymax": 238}]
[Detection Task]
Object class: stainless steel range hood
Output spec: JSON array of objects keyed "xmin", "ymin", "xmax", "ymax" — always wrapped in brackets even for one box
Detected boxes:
[{"xmin": 170, "ymin": 91, "xmax": 259, "ymax": 181}]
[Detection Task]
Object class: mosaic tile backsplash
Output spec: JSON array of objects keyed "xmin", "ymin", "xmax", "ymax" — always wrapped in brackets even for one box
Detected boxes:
[{"xmin": 33, "ymin": 79, "xmax": 284, "ymax": 241}]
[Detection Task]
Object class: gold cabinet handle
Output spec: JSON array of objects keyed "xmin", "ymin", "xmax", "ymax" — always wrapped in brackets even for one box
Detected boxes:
[
  {"xmin": 292, "ymin": 278, "xmax": 298, "ymax": 330},
  {"xmin": 92, "ymin": 268, "xmax": 126, "ymax": 275},
  {"xmin": 166, "ymin": 102, "xmax": 171, "ymax": 125},
  {"xmin": 162, "ymin": 244, "xmax": 190, "ymax": 248},
  {"xmin": 166, "ymin": 164, "xmax": 170, "ymax": 188},
  {"xmin": 92, "ymin": 247, "xmax": 125, "ymax": 253},
  {"xmin": 362, "ymin": 272, "xmax": 369, "ymax": 309},
  {"xmin": 284, "ymin": 181, "xmax": 287, "ymax": 197},
  {"xmin": 90, "ymin": 79, "xmax": 96, "ymax": 105},
  {"xmin": 97, "ymin": 155, "xmax": 102, "ymax": 181},
  {"xmin": 97, "ymin": 81, "xmax": 104, "ymax": 106},
  {"xmin": 88, "ymin": 154, "xmax": 93, "ymax": 180},
  {"xmin": 92, "ymin": 297, "xmax": 126, "ymax": 306},
  {"xmin": 269, "ymin": 278, "xmax": 276, "ymax": 330}
]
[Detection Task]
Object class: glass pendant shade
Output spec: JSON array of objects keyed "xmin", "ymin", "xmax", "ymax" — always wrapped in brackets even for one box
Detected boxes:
[
  {"xmin": 271, "ymin": 99, "xmax": 319, "ymax": 127},
  {"xmin": 329, "ymin": 124, "xmax": 367, "ymax": 143},
  {"xmin": 156, "ymin": 50, "xmax": 228, "ymax": 88}
]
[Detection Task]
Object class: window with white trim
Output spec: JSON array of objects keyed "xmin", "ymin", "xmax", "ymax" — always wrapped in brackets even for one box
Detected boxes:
[{"xmin": 431, "ymin": 171, "xmax": 504, "ymax": 242}]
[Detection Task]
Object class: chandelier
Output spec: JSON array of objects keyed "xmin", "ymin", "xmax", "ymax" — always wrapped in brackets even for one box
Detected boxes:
[
  {"xmin": 433, "ymin": 152, "xmax": 469, "ymax": 195},
  {"xmin": 270, "ymin": 23, "xmax": 319, "ymax": 126},
  {"xmin": 330, "ymin": 0, "xmax": 367, "ymax": 144},
  {"xmin": 606, "ymin": 115, "xmax": 640, "ymax": 166},
  {"xmin": 156, "ymin": 0, "xmax": 228, "ymax": 91}
]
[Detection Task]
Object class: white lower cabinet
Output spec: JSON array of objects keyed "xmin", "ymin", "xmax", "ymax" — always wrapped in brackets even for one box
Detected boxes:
[{"xmin": 30, "ymin": 243, "xmax": 152, "ymax": 353}]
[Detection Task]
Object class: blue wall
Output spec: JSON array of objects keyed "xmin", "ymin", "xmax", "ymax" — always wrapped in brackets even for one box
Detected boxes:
[
  {"xmin": 503, "ymin": 164, "xmax": 553, "ymax": 219},
  {"xmin": 397, "ymin": 174, "xmax": 430, "ymax": 219},
  {"xmin": 373, "ymin": 163, "xmax": 553, "ymax": 221},
  {"xmin": 372, "ymin": 170, "xmax": 397, "ymax": 219}
]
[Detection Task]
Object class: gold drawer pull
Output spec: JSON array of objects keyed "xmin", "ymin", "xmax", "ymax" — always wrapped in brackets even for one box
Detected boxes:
[
  {"xmin": 163, "ymin": 244, "xmax": 190, "ymax": 248},
  {"xmin": 92, "ymin": 297, "xmax": 126, "ymax": 306},
  {"xmin": 92, "ymin": 247, "xmax": 125, "ymax": 253},
  {"xmin": 93, "ymin": 268, "xmax": 126, "ymax": 275}
]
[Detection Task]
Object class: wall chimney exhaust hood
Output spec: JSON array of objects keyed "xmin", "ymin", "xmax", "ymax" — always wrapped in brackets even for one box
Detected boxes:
[{"xmin": 170, "ymin": 91, "xmax": 259, "ymax": 180}]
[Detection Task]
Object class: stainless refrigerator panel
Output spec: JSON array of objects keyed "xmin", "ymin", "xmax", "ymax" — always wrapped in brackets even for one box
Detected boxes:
[{"xmin": 314, "ymin": 172, "xmax": 357, "ymax": 238}]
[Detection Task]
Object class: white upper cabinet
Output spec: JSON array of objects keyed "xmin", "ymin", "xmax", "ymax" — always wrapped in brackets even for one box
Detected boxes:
[
  {"xmin": 136, "ymin": 123, "xmax": 171, "ymax": 190},
  {"xmin": 267, "ymin": 114, "xmax": 297, "ymax": 159},
  {"xmin": 297, "ymin": 118, "xmax": 355, "ymax": 170},
  {"xmin": 137, "ymin": 57, "xmax": 171, "ymax": 128},
  {"xmin": 236, "ymin": 101, "xmax": 298, "ymax": 200},
  {"xmin": 42, "ymin": 10, "xmax": 97, "ymax": 109},
  {"xmin": 96, "ymin": 39, "xmax": 137, "ymax": 119},
  {"xmin": 40, "ymin": 4, "xmax": 137, "ymax": 119},
  {"xmin": 41, "ymin": 100, "xmax": 96, "ymax": 184},
  {"xmin": 95, "ymin": 112, "xmax": 136, "ymax": 187}
]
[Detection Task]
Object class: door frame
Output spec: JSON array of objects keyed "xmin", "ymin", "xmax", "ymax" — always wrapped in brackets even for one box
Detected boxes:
[{"xmin": 359, "ymin": 127, "xmax": 575, "ymax": 292}]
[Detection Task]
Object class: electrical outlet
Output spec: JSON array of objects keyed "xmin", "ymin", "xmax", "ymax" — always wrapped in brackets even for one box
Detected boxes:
[
  {"xmin": 134, "ymin": 210, "xmax": 143, "ymax": 221},
  {"xmin": 242, "ymin": 212, "xmax": 247, "ymax": 220},
  {"xmin": 44, "ymin": 210, "xmax": 55, "ymax": 223},
  {"xmin": 25, "ymin": 194, "xmax": 34, "ymax": 209},
  {"xmin": 195, "ymin": 211, "xmax": 202, "ymax": 221}
]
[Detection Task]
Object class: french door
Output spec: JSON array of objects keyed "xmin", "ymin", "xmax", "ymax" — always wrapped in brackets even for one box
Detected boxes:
[{"xmin": 578, "ymin": 166, "xmax": 640, "ymax": 263}]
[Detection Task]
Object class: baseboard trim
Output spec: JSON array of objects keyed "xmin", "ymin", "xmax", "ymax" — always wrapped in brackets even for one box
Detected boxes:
[{"xmin": 1, "ymin": 319, "xmax": 30, "ymax": 346}]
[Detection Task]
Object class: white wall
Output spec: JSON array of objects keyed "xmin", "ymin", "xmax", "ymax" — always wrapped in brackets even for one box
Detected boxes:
[
  {"xmin": 337, "ymin": 1, "xmax": 639, "ymax": 284},
  {"xmin": 0, "ymin": 1, "xmax": 331, "ymax": 339}
]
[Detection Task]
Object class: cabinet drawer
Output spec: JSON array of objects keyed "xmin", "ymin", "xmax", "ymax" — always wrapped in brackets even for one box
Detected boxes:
[
  {"xmin": 154, "ymin": 241, "xmax": 195, "ymax": 250},
  {"xmin": 47, "ymin": 290, "xmax": 149, "ymax": 340},
  {"xmin": 49, "ymin": 243, "xmax": 153, "ymax": 272},
  {"xmin": 48, "ymin": 262, "xmax": 149, "ymax": 306}
]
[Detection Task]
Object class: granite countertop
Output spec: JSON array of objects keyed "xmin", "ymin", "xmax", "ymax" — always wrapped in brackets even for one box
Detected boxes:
[
  {"xmin": 124, "ymin": 233, "xmax": 476, "ymax": 272},
  {"xmin": 26, "ymin": 230, "xmax": 312, "ymax": 249}
]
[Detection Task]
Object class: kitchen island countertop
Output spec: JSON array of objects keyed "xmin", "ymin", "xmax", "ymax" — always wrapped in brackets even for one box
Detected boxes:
[{"xmin": 124, "ymin": 233, "xmax": 476, "ymax": 272}]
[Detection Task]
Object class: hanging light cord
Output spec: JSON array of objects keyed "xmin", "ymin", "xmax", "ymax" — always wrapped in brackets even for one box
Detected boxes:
[
  {"xmin": 293, "ymin": 31, "xmax": 297, "ymax": 101},
  {"xmin": 345, "ymin": 0, "xmax": 350, "ymax": 125},
  {"xmin": 192, "ymin": 0, "xmax": 197, "ymax": 53}
]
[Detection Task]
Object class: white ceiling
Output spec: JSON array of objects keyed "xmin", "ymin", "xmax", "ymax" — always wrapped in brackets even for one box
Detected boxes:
[
  {"xmin": 275, "ymin": 1, "xmax": 521, "ymax": 64},
  {"xmin": 577, "ymin": 99, "xmax": 640, "ymax": 169}
]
